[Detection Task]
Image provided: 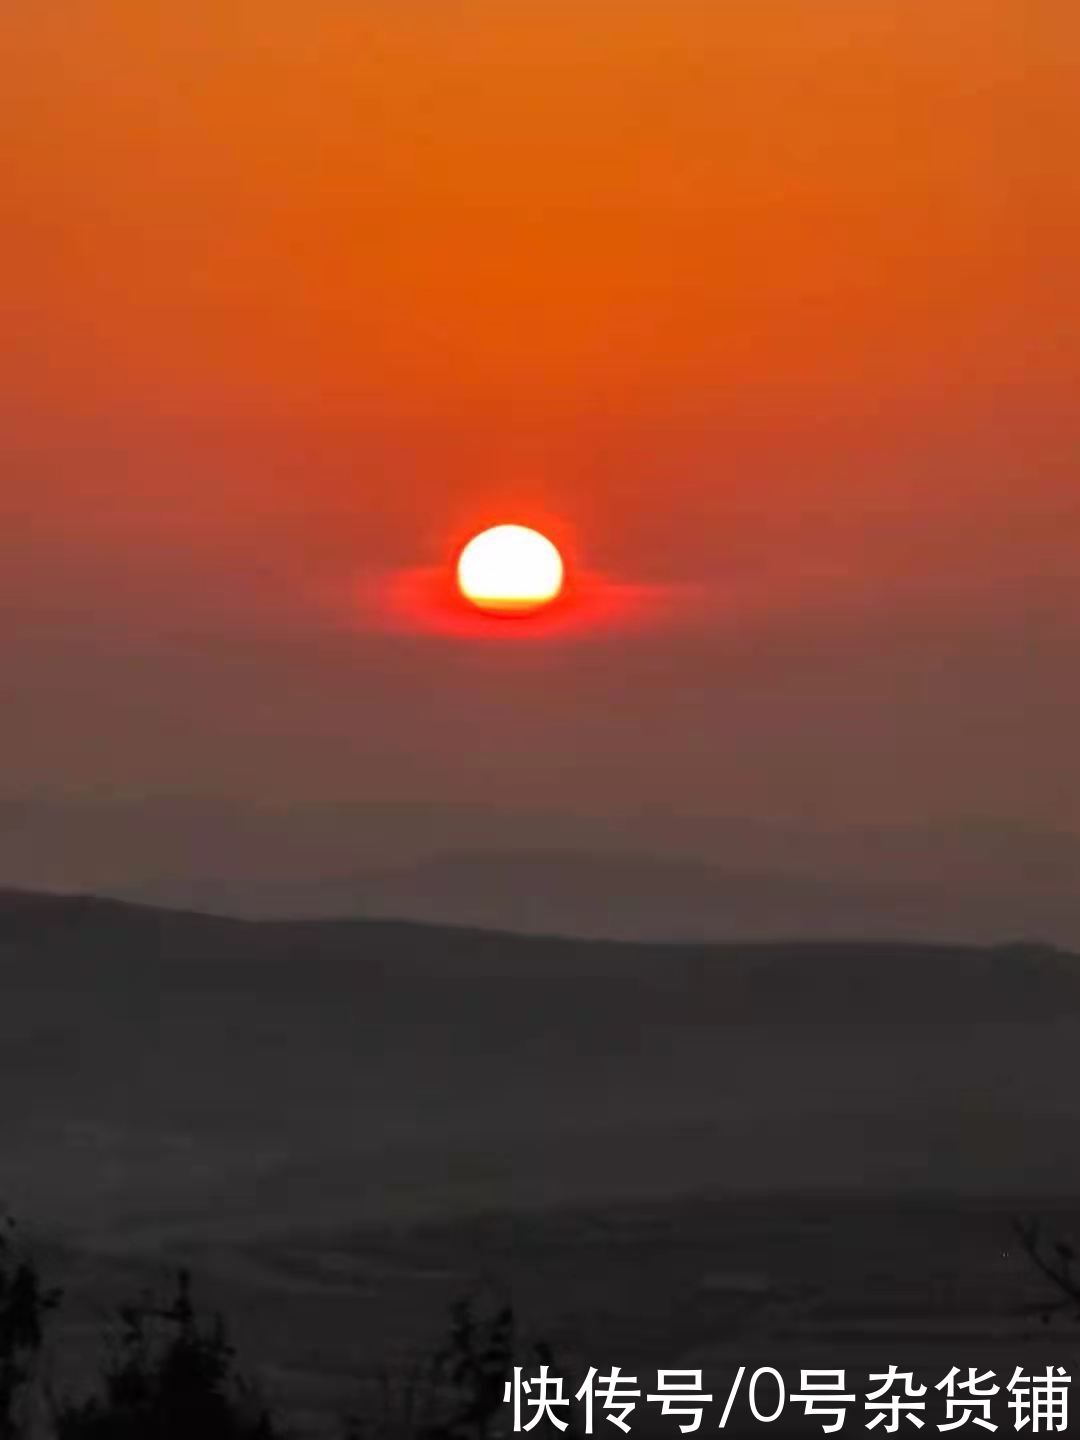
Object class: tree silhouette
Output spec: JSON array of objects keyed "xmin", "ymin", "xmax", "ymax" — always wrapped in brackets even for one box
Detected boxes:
[
  {"xmin": 54, "ymin": 1270, "xmax": 282, "ymax": 1440},
  {"xmin": 344, "ymin": 1295, "xmax": 560, "ymax": 1440},
  {"xmin": 0, "ymin": 1211, "xmax": 550, "ymax": 1440},
  {"xmin": 1013, "ymin": 1216, "xmax": 1080, "ymax": 1322},
  {"xmin": 0, "ymin": 1217, "xmax": 61, "ymax": 1440}
]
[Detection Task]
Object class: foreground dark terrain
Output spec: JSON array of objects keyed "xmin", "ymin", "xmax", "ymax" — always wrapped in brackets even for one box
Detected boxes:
[{"xmin": 2, "ymin": 891, "xmax": 1079, "ymax": 1433}]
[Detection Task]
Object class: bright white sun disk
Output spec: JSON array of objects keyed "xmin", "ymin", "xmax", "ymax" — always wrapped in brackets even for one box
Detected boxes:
[{"xmin": 457, "ymin": 525, "xmax": 565, "ymax": 614}]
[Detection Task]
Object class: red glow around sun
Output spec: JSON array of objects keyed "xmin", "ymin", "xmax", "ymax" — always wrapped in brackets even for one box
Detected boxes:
[{"xmin": 377, "ymin": 515, "xmax": 654, "ymax": 637}]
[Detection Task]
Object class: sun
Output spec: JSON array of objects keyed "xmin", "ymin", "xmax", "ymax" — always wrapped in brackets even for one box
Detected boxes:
[{"xmin": 456, "ymin": 524, "xmax": 565, "ymax": 616}]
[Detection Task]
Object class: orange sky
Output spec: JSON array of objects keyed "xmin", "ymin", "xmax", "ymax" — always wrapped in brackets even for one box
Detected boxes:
[{"xmin": 1, "ymin": 0, "xmax": 1078, "ymax": 824}]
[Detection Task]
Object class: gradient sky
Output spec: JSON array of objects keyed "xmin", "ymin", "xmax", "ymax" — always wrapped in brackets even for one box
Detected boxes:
[{"xmin": 2, "ymin": 0, "xmax": 1078, "ymax": 828}]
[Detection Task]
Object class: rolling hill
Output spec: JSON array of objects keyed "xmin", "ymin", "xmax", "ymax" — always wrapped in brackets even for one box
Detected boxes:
[{"xmin": 1, "ymin": 888, "xmax": 1079, "ymax": 1244}]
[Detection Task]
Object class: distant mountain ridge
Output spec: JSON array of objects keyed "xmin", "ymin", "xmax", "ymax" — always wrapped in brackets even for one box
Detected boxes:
[{"xmin": 2, "ymin": 797, "xmax": 1078, "ymax": 945}]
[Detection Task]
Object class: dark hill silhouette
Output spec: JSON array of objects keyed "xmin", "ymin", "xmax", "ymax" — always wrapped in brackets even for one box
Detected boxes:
[
  {"xmin": 0, "ymin": 885, "xmax": 1075, "ymax": 1019},
  {"xmin": 3, "ymin": 890, "xmax": 1080, "ymax": 1434},
  {"xmin": 2, "ymin": 887, "xmax": 1080, "ymax": 1238}
]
